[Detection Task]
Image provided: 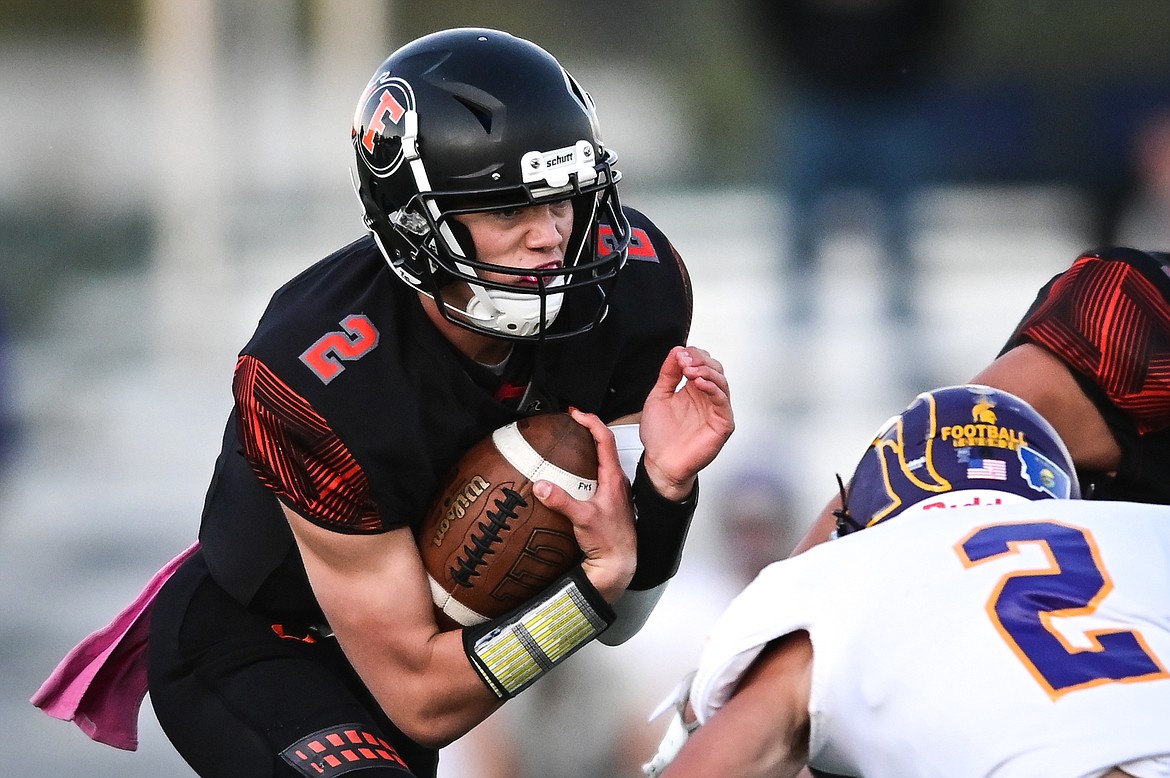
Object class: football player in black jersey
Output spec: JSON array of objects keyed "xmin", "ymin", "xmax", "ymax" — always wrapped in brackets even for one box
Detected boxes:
[{"xmin": 38, "ymin": 28, "xmax": 733, "ymax": 778}]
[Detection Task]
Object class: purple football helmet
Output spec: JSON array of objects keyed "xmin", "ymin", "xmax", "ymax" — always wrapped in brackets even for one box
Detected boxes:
[{"xmin": 835, "ymin": 384, "xmax": 1080, "ymax": 536}]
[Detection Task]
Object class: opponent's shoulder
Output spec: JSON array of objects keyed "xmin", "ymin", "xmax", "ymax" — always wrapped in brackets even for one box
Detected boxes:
[
  {"xmin": 1082, "ymin": 245, "xmax": 1170, "ymax": 271},
  {"xmin": 1022, "ymin": 497, "xmax": 1170, "ymax": 527},
  {"xmin": 1059, "ymin": 246, "xmax": 1170, "ymax": 295}
]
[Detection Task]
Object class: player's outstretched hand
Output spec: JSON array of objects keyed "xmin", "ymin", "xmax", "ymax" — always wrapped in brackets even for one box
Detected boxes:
[
  {"xmin": 639, "ymin": 346, "xmax": 734, "ymax": 501},
  {"xmin": 532, "ymin": 408, "xmax": 637, "ymax": 603}
]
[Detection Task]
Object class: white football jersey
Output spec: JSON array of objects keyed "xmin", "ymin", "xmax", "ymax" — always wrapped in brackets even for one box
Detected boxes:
[{"xmin": 689, "ymin": 500, "xmax": 1170, "ymax": 778}]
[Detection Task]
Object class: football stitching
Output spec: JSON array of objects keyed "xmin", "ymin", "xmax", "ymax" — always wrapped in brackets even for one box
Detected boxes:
[{"xmin": 450, "ymin": 486, "xmax": 527, "ymax": 588}]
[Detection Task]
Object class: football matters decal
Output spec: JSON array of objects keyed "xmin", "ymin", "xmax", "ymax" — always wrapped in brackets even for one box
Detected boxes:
[{"xmin": 300, "ymin": 315, "xmax": 380, "ymax": 384}]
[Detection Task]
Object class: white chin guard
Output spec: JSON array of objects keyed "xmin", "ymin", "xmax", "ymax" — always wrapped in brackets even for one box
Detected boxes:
[{"xmin": 462, "ymin": 280, "xmax": 565, "ymax": 337}]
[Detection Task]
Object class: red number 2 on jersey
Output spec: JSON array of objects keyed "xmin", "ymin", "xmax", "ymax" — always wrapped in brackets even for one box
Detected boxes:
[{"xmin": 300, "ymin": 314, "xmax": 380, "ymax": 384}]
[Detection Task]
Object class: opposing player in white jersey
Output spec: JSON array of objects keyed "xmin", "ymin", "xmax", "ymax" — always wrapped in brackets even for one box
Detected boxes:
[{"xmin": 645, "ymin": 385, "xmax": 1170, "ymax": 778}]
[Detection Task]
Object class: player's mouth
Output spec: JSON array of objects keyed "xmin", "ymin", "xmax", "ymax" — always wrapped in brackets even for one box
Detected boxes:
[{"xmin": 516, "ymin": 261, "xmax": 563, "ymax": 286}]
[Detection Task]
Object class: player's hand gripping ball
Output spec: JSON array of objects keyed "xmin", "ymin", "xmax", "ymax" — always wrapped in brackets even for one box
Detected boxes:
[{"xmin": 419, "ymin": 412, "xmax": 599, "ymax": 629}]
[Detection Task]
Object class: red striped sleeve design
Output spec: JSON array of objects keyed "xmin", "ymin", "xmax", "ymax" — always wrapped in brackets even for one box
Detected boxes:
[
  {"xmin": 233, "ymin": 354, "xmax": 382, "ymax": 532},
  {"xmin": 1018, "ymin": 255, "xmax": 1170, "ymax": 435}
]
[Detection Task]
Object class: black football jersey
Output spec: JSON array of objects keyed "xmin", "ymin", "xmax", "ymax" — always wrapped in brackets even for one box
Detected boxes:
[
  {"xmin": 198, "ymin": 206, "xmax": 692, "ymax": 609},
  {"xmin": 1002, "ymin": 247, "xmax": 1170, "ymax": 504}
]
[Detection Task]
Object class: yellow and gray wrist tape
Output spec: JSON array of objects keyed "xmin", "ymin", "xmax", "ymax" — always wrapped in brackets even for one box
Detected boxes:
[{"xmin": 463, "ymin": 566, "xmax": 615, "ymax": 699}]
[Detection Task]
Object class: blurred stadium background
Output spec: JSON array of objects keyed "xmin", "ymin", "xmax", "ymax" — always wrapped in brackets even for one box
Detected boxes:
[{"xmin": 3, "ymin": 1, "xmax": 1170, "ymax": 775}]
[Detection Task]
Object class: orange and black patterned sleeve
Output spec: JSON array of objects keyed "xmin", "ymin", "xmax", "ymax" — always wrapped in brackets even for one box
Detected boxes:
[
  {"xmin": 233, "ymin": 354, "xmax": 384, "ymax": 533},
  {"xmin": 1012, "ymin": 251, "xmax": 1170, "ymax": 437}
]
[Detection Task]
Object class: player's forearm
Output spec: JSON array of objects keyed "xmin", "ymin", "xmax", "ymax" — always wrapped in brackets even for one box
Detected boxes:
[
  {"xmin": 661, "ymin": 725, "xmax": 806, "ymax": 778},
  {"xmin": 285, "ymin": 510, "xmax": 503, "ymax": 746},
  {"xmin": 972, "ymin": 344, "xmax": 1122, "ymax": 473},
  {"xmin": 337, "ymin": 624, "xmax": 503, "ymax": 748}
]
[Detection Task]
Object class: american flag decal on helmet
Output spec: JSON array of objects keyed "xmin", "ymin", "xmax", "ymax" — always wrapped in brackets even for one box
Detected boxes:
[{"xmin": 967, "ymin": 457, "xmax": 1007, "ymax": 480}]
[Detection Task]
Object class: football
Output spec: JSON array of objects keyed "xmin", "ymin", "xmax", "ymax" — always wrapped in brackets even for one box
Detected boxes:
[{"xmin": 419, "ymin": 412, "xmax": 599, "ymax": 629}]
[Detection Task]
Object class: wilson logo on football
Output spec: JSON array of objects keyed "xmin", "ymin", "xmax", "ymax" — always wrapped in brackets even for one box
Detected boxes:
[
  {"xmin": 430, "ymin": 475, "xmax": 491, "ymax": 547},
  {"xmin": 418, "ymin": 413, "xmax": 598, "ymax": 629}
]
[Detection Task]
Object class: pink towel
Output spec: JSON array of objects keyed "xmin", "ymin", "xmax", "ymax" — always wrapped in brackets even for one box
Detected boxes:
[{"xmin": 30, "ymin": 541, "xmax": 200, "ymax": 751}]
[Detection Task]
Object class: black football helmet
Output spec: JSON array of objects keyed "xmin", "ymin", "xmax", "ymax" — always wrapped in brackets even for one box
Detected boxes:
[
  {"xmin": 351, "ymin": 28, "xmax": 630, "ymax": 340},
  {"xmin": 835, "ymin": 385, "xmax": 1080, "ymax": 537}
]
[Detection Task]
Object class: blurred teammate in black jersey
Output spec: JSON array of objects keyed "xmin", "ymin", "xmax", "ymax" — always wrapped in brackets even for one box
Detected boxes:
[
  {"xmin": 35, "ymin": 27, "xmax": 733, "ymax": 778},
  {"xmin": 794, "ymin": 246, "xmax": 1170, "ymax": 555}
]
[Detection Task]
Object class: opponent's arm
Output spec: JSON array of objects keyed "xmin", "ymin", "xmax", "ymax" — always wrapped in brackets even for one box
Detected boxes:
[
  {"xmin": 790, "ymin": 493, "xmax": 843, "ymax": 556},
  {"xmin": 655, "ymin": 632, "xmax": 813, "ymax": 778},
  {"xmin": 971, "ymin": 343, "xmax": 1121, "ymax": 473}
]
